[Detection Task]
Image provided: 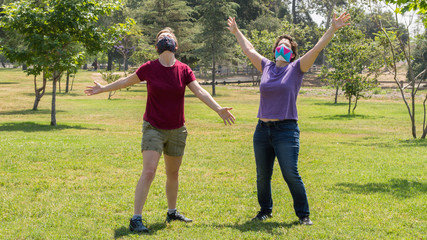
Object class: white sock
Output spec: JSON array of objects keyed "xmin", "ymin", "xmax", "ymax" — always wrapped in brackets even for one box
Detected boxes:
[{"xmin": 168, "ymin": 209, "xmax": 177, "ymax": 214}]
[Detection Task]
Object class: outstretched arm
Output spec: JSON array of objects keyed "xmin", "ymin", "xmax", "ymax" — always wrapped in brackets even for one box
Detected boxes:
[
  {"xmin": 227, "ymin": 17, "xmax": 264, "ymax": 72},
  {"xmin": 187, "ymin": 81, "xmax": 235, "ymax": 125},
  {"xmin": 85, "ymin": 73, "xmax": 141, "ymax": 95},
  {"xmin": 300, "ymin": 12, "xmax": 351, "ymax": 72}
]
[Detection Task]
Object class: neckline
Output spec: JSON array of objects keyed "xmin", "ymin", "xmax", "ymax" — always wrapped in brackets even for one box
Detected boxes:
[{"xmin": 158, "ymin": 58, "xmax": 176, "ymax": 68}]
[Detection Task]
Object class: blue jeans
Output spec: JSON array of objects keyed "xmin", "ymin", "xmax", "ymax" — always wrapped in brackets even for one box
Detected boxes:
[{"xmin": 253, "ymin": 119, "xmax": 310, "ymax": 218}]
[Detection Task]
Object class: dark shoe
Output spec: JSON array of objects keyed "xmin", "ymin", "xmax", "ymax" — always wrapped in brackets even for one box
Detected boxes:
[
  {"xmin": 252, "ymin": 211, "xmax": 272, "ymax": 221},
  {"xmin": 299, "ymin": 216, "xmax": 313, "ymax": 225},
  {"xmin": 129, "ymin": 216, "xmax": 149, "ymax": 233},
  {"xmin": 165, "ymin": 211, "xmax": 193, "ymax": 223}
]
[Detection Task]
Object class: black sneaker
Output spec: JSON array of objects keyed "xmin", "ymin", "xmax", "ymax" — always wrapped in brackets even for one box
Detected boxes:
[
  {"xmin": 252, "ymin": 211, "xmax": 272, "ymax": 221},
  {"xmin": 129, "ymin": 216, "xmax": 149, "ymax": 233},
  {"xmin": 299, "ymin": 216, "xmax": 313, "ymax": 225},
  {"xmin": 165, "ymin": 211, "xmax": 193, "ymax": 223}
]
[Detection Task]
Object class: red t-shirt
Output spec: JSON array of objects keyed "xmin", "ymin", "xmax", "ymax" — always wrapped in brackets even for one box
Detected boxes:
[{"xmin": 135, "ymin": 59, "xmax": 196, "ymax": 129}]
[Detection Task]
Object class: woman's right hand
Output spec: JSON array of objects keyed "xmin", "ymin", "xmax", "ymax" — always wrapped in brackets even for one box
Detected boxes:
[
  {"xmin": 227, "ymin": 17, "xmax": 238, "ymax": 35},
  {"xmin": 85, "ymin": 81, "xmax": 104, "ymax": 96}
]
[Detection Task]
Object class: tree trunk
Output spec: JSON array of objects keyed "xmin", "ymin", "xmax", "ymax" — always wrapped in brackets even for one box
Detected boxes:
[
  {"xmin": 32, "ymin": 72, "xmax": 47, "ymax": 110},
  {"xmin": 353, "ymin": 94, "xmax": 359, "ymax": 113},
  {"xmin": 65, "ymin": 71, "xmax": 70, "ymax": 93},
  {"xmin": 422, "ymin": 95, "xmax": 427, "ymax": 139},
  {"xmin": 107, "ymin": 49, "xmax": 113, "ymax": 71},
  {"xmin": 123, "ymin": 56, "xmax": 128, "ymax": 77},
  {"xmin": 292, "ymin": 0, "xmax": 297, "ymax": 24},
  {"xmin": 211, "ymin": 50, "xmax": 216, "ymax": 96},
  {"xmin": 51, "ymin": 72, "xmax": 60, "ymax": 126},
  {"xmin": 70, "ymin": 72, "xmax": 76, "ymax": 91},
  {"xmin": 348, "ymin": 95, "xmax": 352, "ymax": 115},
  {"xmin": 334, "ymin": 86, "xmax": 339, "ymax": 104}
]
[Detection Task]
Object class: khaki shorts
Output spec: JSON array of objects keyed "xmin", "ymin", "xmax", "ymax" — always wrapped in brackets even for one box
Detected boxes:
[{"xmin": 141, "ymin": 120, "xmax": 188, "ymax": 156}]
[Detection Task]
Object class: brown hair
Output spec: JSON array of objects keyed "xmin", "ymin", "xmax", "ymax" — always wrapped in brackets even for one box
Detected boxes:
[
  {"xmin": 273, "ymin": 34, "xmax": 298, "ymax": 62},
  {"xmin": 156, "ymin": 27, "xmax": 178, "ymax": 47}
]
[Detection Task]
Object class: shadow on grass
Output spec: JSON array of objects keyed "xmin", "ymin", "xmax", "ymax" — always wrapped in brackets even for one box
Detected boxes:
[
  {"xmin": 200, "ymin": 220, "xmax": 298, "ymax": 235},
  {"xmin": 313, "ymin": 102, "xmax": 348, "ymax": 106},
  {"xmin": 0, "ymin": 109, "xmax": 57, "ymax": 115},
  {"xmin": 337, "ymin": 137, "xmax": 427, "ymax": 148},
  {"xmin": 0, "ymin": 81, "xmax": 18, "ymax": 84},
  {"xmin": 114, "ymin": 220, "xmax": 298, "ymax": 238},
  {"xmin": 114, "ymin": 222, "xmax": 167, "ymax": 238},
  {"xmin": 397, "ymin": 139, "xmax": 427, "ymax": 147},
  {"xmin": 311, "ymin": 114, "xmax": 383, "ymax": 120},
  {"xmin": 0, "ymin": 122, "xmax": 102, "ymax": 132},
  {"xmin": 335, "ymin": 178, "xmax": 427, "ymax": 199}
]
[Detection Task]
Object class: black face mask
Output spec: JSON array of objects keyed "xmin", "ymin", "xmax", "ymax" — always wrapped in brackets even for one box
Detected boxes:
[{"xmin": 156, "ymin": 36, "xmax": 176, "ymax": 54}]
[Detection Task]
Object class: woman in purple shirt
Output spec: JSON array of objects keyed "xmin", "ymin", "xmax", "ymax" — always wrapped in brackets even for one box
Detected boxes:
[{"xmin": 227, "ymin": 13, "xmax": 350, "ymax": 225}]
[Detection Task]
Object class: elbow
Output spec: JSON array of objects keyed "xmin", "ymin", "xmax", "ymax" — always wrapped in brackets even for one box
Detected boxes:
[{"xmin": 243, "ymin": 46, "xmax": 255, "ymax": 56}]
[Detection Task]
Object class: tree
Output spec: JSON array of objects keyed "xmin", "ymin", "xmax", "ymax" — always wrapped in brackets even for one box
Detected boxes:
[
  {"xmin": 197, "ymin": 0, "xmax": 238, "ymax": 96},
  {"xmin": 384, "ymin": 0, "xmax": 427, "ymax": 27},
  {"xmin": 114, "ymin": 35, "xmax": 136, "ymax": 76},
  {"xmin": 310, "ymin": 0, "xmax": 347, "ymax": 65},
  {"xmin": 321, "ymin": 26, "xmax": 383, "ymax": 113},
  {"xmin": 135, "ymin": 0, "xmax": 196, "ymax": 62},
  {"xmin": 0, "ymin": 0, "xmax": 133, "ymax": 126},
  {"xmin": 247, "ymin": 29, "xmax": 277, "ymax": 83},
  {"xmin": 100, "ymin": 70, "xmax": 121, "ymax": 100},
  {"xmin": 375, "ymin": 3, "xmax": 427, "ymax": 138}
]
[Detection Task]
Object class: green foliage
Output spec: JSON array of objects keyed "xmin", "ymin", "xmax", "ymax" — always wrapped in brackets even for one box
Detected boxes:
[
  {"xmin": 277, "ymin": 18, "xmax": 323, "ymax": 58},
  {"xmin": 0, "ymin": 0, "xmax": 133, "ymax": 76},
  {"xmin": 374, "ymin": 29, "xmax": 406, "ymax": 73},
  {"xmin": 411, "ymin": 31, "xmax": 427, "ymax": 80},
  {"xmin": 384, "ymin": 0, "xmax": 427, "ymax": 27},
  {"xmin": 133, "ymin": 0, "xmax": 197, "ymax": 60},
  {"xmin": 196, "ymin": 0, "xmax": 238, "ymax": 66},
  {"xmin": 248, "ymin": 15, "xmax": 282, "ymax": 33},
  {"xmin": 321, "ymin": 26, "xmax": 383, "ymax": 114}
]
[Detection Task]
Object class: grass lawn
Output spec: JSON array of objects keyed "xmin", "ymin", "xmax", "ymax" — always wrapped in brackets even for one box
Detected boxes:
[{"xmin": 0, "ymin": 68, "xmax": 426, "ymax": 239}]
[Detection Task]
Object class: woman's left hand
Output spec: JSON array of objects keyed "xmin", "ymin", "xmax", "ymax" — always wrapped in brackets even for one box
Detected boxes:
[
  {"xmin": 331, "ymin": 12, "xmax": 351, "ymax": 32},
  {"xmin": 218, "ymin": 107, "xmax": 235, "ymax": 125}
]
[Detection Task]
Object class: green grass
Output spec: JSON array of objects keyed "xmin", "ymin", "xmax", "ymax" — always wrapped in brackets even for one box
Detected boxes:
[{"xmin": 0, "ymin": 68, "xmax": 426, "ymax": 239}]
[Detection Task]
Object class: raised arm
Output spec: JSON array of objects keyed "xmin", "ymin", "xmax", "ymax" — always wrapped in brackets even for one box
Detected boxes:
[
  {"xmin": 300, "ymin": 12, "xmax": 351, "ymax": 72},
  {"xmin": 227, "ymin": 17, "xmax": 264, "ymax": 72},
  {"xmin": 187, "ymin": 81, "xmax": 235, "ymax": 125},
  {"xmin": 85, "ymin": 72, "xmax": 141, "ymax": 96}
]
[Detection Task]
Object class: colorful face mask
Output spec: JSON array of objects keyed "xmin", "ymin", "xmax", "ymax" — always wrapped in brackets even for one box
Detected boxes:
[
  {"xmin": 156, "ymin": 36, "xmax": 176, "ymax": 54},
  {"xmin": 275, "ymin": 44, "xmax": 293, "ymax": 62}
]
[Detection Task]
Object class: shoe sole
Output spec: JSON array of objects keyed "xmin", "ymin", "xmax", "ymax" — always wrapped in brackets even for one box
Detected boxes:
[{"xmin": 129, "ymin": 227, "xmax": 149, "ymax": 233}]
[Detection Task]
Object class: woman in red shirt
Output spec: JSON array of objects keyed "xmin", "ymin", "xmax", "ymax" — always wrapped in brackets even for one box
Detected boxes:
[{"xmin": 85, "ymin": 27, "xmax": 235, "ymax": 233}]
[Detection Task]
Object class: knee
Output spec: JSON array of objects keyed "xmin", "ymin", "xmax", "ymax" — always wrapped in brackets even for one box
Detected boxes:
[
  {"xmin": 282, "ymin": 169, "xmax": 302, "ymax": 183},
  {"xmin": 141, "ymin": 169, "xmax": 157, "ymax": 183},
  {"xmin": 166, "ymin": 169, "xmax": 180, "ymax": 180}
]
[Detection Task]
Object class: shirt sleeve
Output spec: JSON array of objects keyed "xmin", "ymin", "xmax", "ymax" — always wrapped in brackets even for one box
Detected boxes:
[
  {"xmin": 135, "ymin": 61, "xmax": 150, "ymax": 82},
  {"xmin": 293, "ymin": 59, "xmax": 304, "ymax": 77},
  {"xmin": 261, "ymin": 58, "xmax": 270, "ymax": 71},
  {"xmin": 185, "ymin": 65, "xmax": 197, "ymax": 85}
]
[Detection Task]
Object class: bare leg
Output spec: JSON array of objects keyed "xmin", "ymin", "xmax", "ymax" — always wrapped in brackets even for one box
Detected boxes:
[
  {"xmin": 133, "ymin": 150, "xmax": 162, "ymax": 215},
  {"xmin": 164, "ymin": 154, "xmax": 183, "ymax": 210}
]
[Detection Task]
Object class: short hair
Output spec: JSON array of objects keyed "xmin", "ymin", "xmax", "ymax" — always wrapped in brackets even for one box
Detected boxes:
[
  {"xmin": 273, "ymin": 34, "xmax": 298, "ymax": 62},
  {"xmin": 156, "ymin": 27, "xmax": 178, "ymax": 47}
]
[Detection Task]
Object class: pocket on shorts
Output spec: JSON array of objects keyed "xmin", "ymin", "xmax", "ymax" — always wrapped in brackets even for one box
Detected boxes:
[{"xmin": 142, "ymin": 120, "xmax": 152, "ymax": 133}]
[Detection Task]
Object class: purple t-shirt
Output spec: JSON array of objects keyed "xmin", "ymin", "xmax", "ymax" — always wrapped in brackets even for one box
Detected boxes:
[{"xmin": 257, "ymin": 58, "xmax": 304, "ymax": 120}]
